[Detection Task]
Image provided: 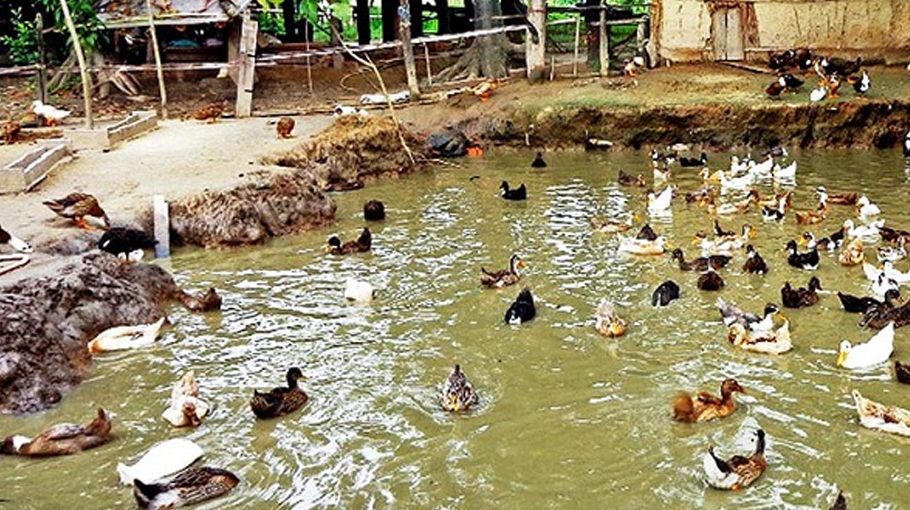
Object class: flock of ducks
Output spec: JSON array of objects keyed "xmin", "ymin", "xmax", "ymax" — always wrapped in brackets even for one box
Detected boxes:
[{"xmin": 764, "ymin": 49, "xmax": 870, "ymax": 102}]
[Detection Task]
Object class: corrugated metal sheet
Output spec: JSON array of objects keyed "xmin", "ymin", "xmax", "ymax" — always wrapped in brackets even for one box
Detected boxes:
[{"xmin": 97, "ymin": 0, "xmax": 255, "ymax": 28}]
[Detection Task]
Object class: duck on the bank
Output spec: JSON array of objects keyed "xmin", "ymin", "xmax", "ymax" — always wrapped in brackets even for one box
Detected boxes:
[
  {"xmin": 851, "ymin": 389, "xmax": 910, "ymax": 437},
  {"xmin": 838, "ymin": 322, "xmax": 895, "ymax": 369},
  {"xmin": 743, "ymin": 244, "xmax": 769, "ymax": 274},
  {"xmin": 670, "ymin": 248, "xmax": 731, "ymax": 272},
  {"xmin": 680, "ymin": 152, "xmax": 708, "ymax": 168},
  {"xmin": 838, "ymin": 288, "xmax": 901, "ymax": 314},
  {"xmin": 780, "ymin": 73, "xmax": 804, "ymax": 89},
  {"xmin": 894, "ymin": 360, "xmax": 910, "ymax": 384},
  {"xmin": 504, "ymin": 287, "xmax": 536, "ymax": 324},
  {"xmin": 31, "ymin": 100, "xmax": 70, "ymax": 126},
  {"xmin": 703, "ymin": 429, "xmax": 768, "ymax": 490},
  {"xmin": 530, "ymin": 151, "xmax": 547, "ymax": 168},
  {"xmin": 326, "ymin": 228, "xmax": 372, "ymax": 255},
  {"xmin": 162, "ymin": 371, "xmax": 210, "ymax": 428},
  {"xmin": 43, "ymin": 192, "xmax": 110, "ymax": 230},
  {"xmin": 838, "ymin": 238, "xmax": 865, "ymax": 266},
  {"xmin": 617, "ymin": 169, "xmax": 647, "ymax": 187},
  {"xmin": 276, "ymin": 116, "xmax": 295, "ymax": 138},
  {"xmin": 117, "ymin": 438, "xmax": 204, "ymax": 485},
  {"xmin": 1, "ymin": 408, "xmax": 112, "ymax": 456},
  {"xmin": 697, "ymin": 267, "xmax": 725, "ymax": 291},
  {"xmin": 765, "ymin": 78, "xmax": 786, "ymax": 99},
  {"xmin": 500, "ymin": 181, "xmax": 527, "ymax": 200},
  {"xmin": 810, "ymin": 84, "xmax": 828, "ymax": 102},
  {"xmin": 250, "ymin": 367, "xmax": 309, "ymax": 419},
  {"xmin": 363, "ymin": 199, "xmax": 385, "ymax": 221},
  {"xmin": 848, "ymin": 70, "xmax": 871, "ymax": 96},
  {"xmin": 98, "ymin": 227, "xmax": 157, "ymax": 259},
  {"xmin": 481, "ymin": 254, "xmax": 525, "ymax": 288},
  {"xmin": 647, "ymin": 187, "xmax": 673, "ymax": 214},
  {"xmin": 133, "ymin": 466, "xmax": 240, "ymax": 510},
  {"xmin": 672, "ymin": 379, "xmax": 745, "ymax": 423},
  {"xmin": 344, "ymin": 278, "xmax": 375, "ymax": 303},
  {"xmin": 786, "ymin": 239, "xmax": 820, "ymax": 270},
  {"xmin": 718, "ymin": 299, "xmax": 782, "ymax": 332},
  {"xmin": 0, "ymin": 223, "xmax": 32, "ymax": 253},
  {"xmin": 781, "ymin": 276, "xmax": 822, "ymax": 308},
  {"xmin": 87, "ymin": 317, "xmax": 167, "ymax": 353},
  {"xmin": 594, "ymin": 299, "xmax": 628, "ymax": 337},
  {"xmin": 727, "ymin": 319, "xmax": 792, "ymax": 354},
  {"xmin": 441, "ymin": 364, "xmax": 478, "ymax": 412},
  {"xmin": 652, "ymin": 280, "xmax": 680, "ymax": 307}
]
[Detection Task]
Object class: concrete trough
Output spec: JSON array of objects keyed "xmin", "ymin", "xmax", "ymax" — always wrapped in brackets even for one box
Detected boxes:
[
  {"xmin": 67, "ymin": 110, "xmax": 158, "ymax": 151},
  {"xmin": 0, "ymin": 140, "xmax": 72, "ymax": 193}
]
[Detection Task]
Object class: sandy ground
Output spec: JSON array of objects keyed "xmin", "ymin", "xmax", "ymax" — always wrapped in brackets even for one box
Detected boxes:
[{"xmin": 0, "ymin": 114, "xmax": 332, "ymax": 285}]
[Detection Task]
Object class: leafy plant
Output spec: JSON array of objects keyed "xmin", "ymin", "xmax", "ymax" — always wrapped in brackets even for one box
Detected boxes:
[
  {"xmin": 37, "ymin": 0, "xmax": 106, "ymax": 54},
  {"xmin": 0, "ymin": 8, "xmax": 38, "ymax": 65}
]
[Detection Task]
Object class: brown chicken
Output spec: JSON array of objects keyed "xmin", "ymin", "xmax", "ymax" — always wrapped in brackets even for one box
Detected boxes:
[
  {"xmin": 191, "ymin": 102, "xmax": 224, "ymax": 123},
  {"xmin": 1, "ymin": 121, "xmax": 21, "ymax": 145},
  {"xmin": 276, "ymin": 116, "xmax": 295, "ymax": 139}
]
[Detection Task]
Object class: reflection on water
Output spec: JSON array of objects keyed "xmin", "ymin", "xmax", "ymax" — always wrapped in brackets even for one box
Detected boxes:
[{"xmin": 3, "ymin": 150, "xmax": 910, "ymax": 509}]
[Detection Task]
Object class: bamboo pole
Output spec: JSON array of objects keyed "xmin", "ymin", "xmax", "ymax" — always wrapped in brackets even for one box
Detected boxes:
[
  {"xmin": 423, "ymin": 42, "xmax": 432, "ymax": 85},
  {"xmin": 58, "ymin": 0, "xmax": 93, "ymax": 129},
  {"xmin": 146, "ymin": 0, "xmax": 169, "ymax": 119},
  {"xmin": 598, "ymin": 6, "xmax": 608, "ymax": 77},
  {"xmin": 573, "ymin": 15, "xmax": 580, "ymax": 76},
  {"xmin": 36, "ymin": 14, "xmax": 47, "ymax": 104},
  {"xmin": 398, "ymin": 0, "xmax": 421, "ymax": 99}
]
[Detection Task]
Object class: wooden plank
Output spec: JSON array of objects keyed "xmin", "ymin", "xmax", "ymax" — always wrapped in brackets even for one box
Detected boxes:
[
  {"xmin": 712, "ymin": 8, "xmax": 726, "ymax": 61},
  {"xmin": 153, "ymin": 195, "xmax": 170, "ymax": 259},
  {"xmin": 727, "ymin": 7, "xmax": 745, "ymax": 61},
  {"xmin": 236, "ymin": 15, "xmax": 258, "ymax": 118}
]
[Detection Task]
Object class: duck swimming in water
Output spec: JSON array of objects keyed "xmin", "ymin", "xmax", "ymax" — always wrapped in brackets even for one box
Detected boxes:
[
  {"xmin": 1, "ymin": 408, "xmax": 112, "ymax": 457},
  {"xmin": 481, "ymin": 254, "xmax": 525, "ymax": 288},
  {"xmin": 441, "ymin": 364, "xmax": 478, "ymax": 412},
  {"xmin": 703, "ymin": 429, "xmax": 768, "ymax": 490},
  {"xmin": 133, "ymin": 466, "xmax": 239, "ymax": 510},
  {"xmin": 250, "ymin": 367, "xmax": 309, "ymax": 419},
  {"xmin": 652, "ymin": 280, "xmax": 680, "ymax": 307},
  {"xmin": 326, "ymin": 228, "xmax": 372, "ymax": 255},
  {"xmin": 500, "ymin": 181, "xmax": 527, "ymax": 200},
  {"xmin": 672, "ymin": 378, "xmax": 745, "ymax": 423},
  {"xmin": 786, "ymin": 239, "xmax": 819, "ymax": 271},
  {"xmin": 530, "ymin": 151, "xmax": 547, "ymax": 168},
  {"xmin": 781, "ymin": 276, "xmax": 822, "ymax": 308},
  {"xmin": 743, "ymin": 244, "xmax": 768, "ymax": 274},
  {"xmin": 504, "ymin": 287, "xmax": 536, "ymax": 324}
]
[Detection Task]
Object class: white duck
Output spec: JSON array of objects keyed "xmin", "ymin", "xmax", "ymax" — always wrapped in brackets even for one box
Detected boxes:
[
  {"xmin": 844, "ymin": 219, "xmax": 883, "ymax": 242},
  {"xmin": 748, "ymin": 156, "xmax": 774, "ymax": 179},
  {"xmin": 852, "ymin": 390, "xmax": 910, "ymax": 437},
  {"xmin": 647, "ymin": 187, "xmax": 673, "ymax": 214},
  {"xmin": 618, "ymin": 235, "xmax": 669, "ymax": 256},
  {"xmin": 117, "ymin": 438, "xmax": 205, "ymax": 485},
  {"xmin": 772, "ymin": 160, "xmax": 797, "ymax": 181},
  {"xmin": 857, "ymin": 196, "xmax": 881, "ymax": 219},
  {"xmin": 344, "ymin": 278, "xmax": 375, "ymax": 303},
  {"xmin": 729, "ymin": 155, "xmax": 752, "ymax": 174},
  {"xmin": 837, "ymin": 322, "xmax": 894, "ymax": 369},
  {"xmin": 718, "ymin": 170, "xmax": 754, "ymax": 191},
  {"xmin": 31, "ymin": 100, "xmax": 71, "ymax": 126},
  {"xmin": 871, "ymin": 272, "xmax": 900, "ymax": 297},
  {"xmin": 87, "ymin": 317, "xmax": 167, "ymax": 353},
  {"xmin": 810, "ymin": 85, "xmax": 827, "ymax": 102},
  {"xmin": 883, "ymin": 261, "xmax": 910, "ymax": 284},
  {"xmin": 161, "ymin": 371, "xmax": 210, "ymax": 428}
]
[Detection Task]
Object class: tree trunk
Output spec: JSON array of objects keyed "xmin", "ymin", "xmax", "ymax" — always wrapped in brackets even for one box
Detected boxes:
[
  {"xmin": 58, "ymin": 0, "xmax": 93, "ymax": 129},
  {"xmin": 435, "ymin": 0, "xmax": 512, "ymax": 82},
  {"xmin": 525, "ymin": 0, "xmax": 546, "ymax": 82}
]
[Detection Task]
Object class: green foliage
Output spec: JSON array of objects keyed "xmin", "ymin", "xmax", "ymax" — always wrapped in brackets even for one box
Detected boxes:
[
  {"xmin": 38, "ymin": 0, "xmax": 106, "ymax": 54},
  {"xmin": 0, "ymin": 9, "xmax": 38, "ymax": 65}
]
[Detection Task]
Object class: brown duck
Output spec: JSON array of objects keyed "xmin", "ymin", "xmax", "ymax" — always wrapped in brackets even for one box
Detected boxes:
[
  {"xmin": 781, "ymin": 276, "xmax": 822, "ymax": 308},
  {"xmin": 703, "ymin": 429, "xmax": 768, "ymax": 490},
  {"xmin": 133, "ymin": 466, "xmax": 239, "ymax": 509},
  {"xmin": 43, "ymin": 192, "xmax": 110, "ymax": 229},
  {"xmin": 672, "ymin": 379, "xmax": 745, "ymax": 423},
  {"xmin": 276, "ymin": 117, "xmax": 295, "ymax": 138},
  {"xmin": 326, "ymin": 228, "xmax": 372, "ymax": 255},
  {"xmin": 0, "ymin": 408, "xmax": 112, "ymax": 457},
  {"xmin": 895, "ymin": 360, "xmax": 910, "ymax": 384},
  {"xmin": 481, "ymin": 254, "xmax": 525, "ymax": 288},
  {"xmin": 250, "ymin": 367, "xmax": 309, "ymax": 419}
]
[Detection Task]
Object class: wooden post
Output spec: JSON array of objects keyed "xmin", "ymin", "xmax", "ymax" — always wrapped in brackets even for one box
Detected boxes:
[
  {"xmin": 356, "ymin": 0, "xmax": 371, "ymax": 45},
  {"xmin": 153, "ymin": 195, "xmax": 170, "ymax": 259},
  {"xmin": 573, "ymin": 14, "xmax": 580, "ymax": 76},
  {"xmin": 525, "ymin": 0, "xmax": 546, "ymax": 83},
  {"xmin": 35, "ymin": 14, "xmax": 47, "ymax": 104},
  {"xmin": 423, "ymin": 42, "xmax": 432, "ymax": 85},
  {"xmin": 235, "ymin": 13, "xmax": 258, "ymax": 118},
  {"xmin": 598, "ymin": 5, "xmax": 609, "ymax": 77},
  {"xmin": 58, "ymin": 0, "xmax": 93, "ymax": 129},
  {"xmin": 146, "ymin": 0, "xmax": 168, "ymax": 119},
  {"xmin": 398, "ymin": 0, "xmax": 420, "ymax": 99}
]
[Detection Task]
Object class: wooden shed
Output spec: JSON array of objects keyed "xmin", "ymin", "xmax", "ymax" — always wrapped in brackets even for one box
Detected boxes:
[{"xmin": 649, "ymin": 0, "xmax": 910, "ymax": 63}]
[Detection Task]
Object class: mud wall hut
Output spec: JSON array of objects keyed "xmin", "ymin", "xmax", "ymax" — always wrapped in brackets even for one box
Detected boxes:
[{"xmin": 650, "ymin": 0, "xmax": 910, "ymax": 63}]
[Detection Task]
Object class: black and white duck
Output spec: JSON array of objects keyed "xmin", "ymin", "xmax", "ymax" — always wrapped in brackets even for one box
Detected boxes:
[
  {"xmin": 785, "ymin": 239, "xmax": 819, "ymax": 270},
  {"xmin": 679, "ymin": 152, "xmax": 707, "ymax": 168},
  {"xmin": 98, "ymin": 227, "xmax": 157, "ymax": 259},
  {"xmin": 743, "ymin": 244, "xmax": 768, "ymax": 274},
  {"xmin": 500, "ymin": 181, "xmax": 527, "ymax": 200},
  {"xmin": 652, "ymin": 280, "xmax": 680, "ymax": 307},
  {"xmin": 838, "ymin": 288, "xmax": 901, "ymax": 314},
  {"xmin": 504, "ymin": 287, "xmax": 536, "ymax": 324}
]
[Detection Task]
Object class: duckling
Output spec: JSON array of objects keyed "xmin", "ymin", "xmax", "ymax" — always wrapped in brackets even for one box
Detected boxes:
[
  {"xmin": 781, "ymin": 276, "xmax": 822, "ymax": 308},
  {"xmin": 652, "ymin": 280, "xmax": 680, "ymax": 307},
  {"xmin": 697, "ymin": 267, "xmax": 725, "ymax": 291},
  {"xmin": 838, "ymin": 238, "xmax": 865, "ymax": 266},
  {"xmin": 441, "ymin": 364, "xmax": 478, "ymax": 412},
  {"xmin": 162, "ymin": 371, "xmax": 210, "ymax": 428},
  {"xmin": 530, "ymin": 151, "xmax": 547, "ymax": 168},
  {"xmin": 190, "ymin": 101, "xmax": 225, "ymax": 123},
  {"xmin": 87, "ymin": 317, "xmax": 167, "ymax": 353},
  {"xmin": 672, "ymin": 379, "xmax": 745, "ymax": 423},
  {"xmin": 133, "ymin": 466, "xmax": 239, "ymax": 510},
  {"xmin": 98, "ymin": 227, "xmax": 157, "ymax": 259},
  {"xmin": 276, "ymin": 116, "xmax": 295, "ymax": 138},
  {"xmin": 594, "ymin": 299, "xmax": 628, "ymax": 337},
  {"xmin": 481, "ymin": 254, "xmax": 525, "ymax": 288},
  {"xmin": 851, "ymin": 389, "xmax": 910, "ymax": 437},
  {"xmin": 43, "ymin": 192, "xmax": 110, "ymax": 230},
  {"xmin": 877, "ymin": 237, "xmax": 907, "ymax": 263},
  {"xmin": 786, "ymin": 239, "xmax": 820, "ymax": 270},
  {"xmin": 250, "ymin": 367, "xmax": 309, "ymax": 419},
  {"xmin": 895, "ymin": 360, "xmax": 910, "ymax": 384},
  {"xmin": 504, "ymin": 288, "xmax": 536, "ymax": 324},
  {"xmin": 727, "ymin": 319, "xmax": 792, "ymax": 354},
  {"xmin": 500, "ymin": 181, "xmax": 527, "ymax": 200},
  {"xmin": 703, "ymin": 429, "xmax": 768, "ymax": 490},
  {"xmin": 363, "ymin": 199, "xmax": 385, "ymax": 221},
  {"xmin": 717, "ymin": 299, "xmax": 781, "ymax": 332},
  {"xmin": 0, "ymin": 223, "xmax": 32, "ymax": 253},
  {"xmin": 743, "ymin": 244, "xmax": 769, "ymax": 274},
  {"xmin": 1, "ymin": 408, "xmax": 112, "ymax": 456},
  {"xmin": 617, "ymin": 169, "xmax": 647, "ymax": 187},
  {"xmin": 679, "ymin": 152, "xmax": 708, "ymax": 167},
  {"xmin": 837, "ymin": 322, "xmax": 895, "ymax": 369},
  {"xmin": 670, "ymin": 248, "xmax": 731, "ymax": 271},
  {"xmin": 838, "ymin": 288, "xmax": 901, "ymax": 314},
  {"xmin": 856, "ymin": 195, "xmax": 881, "ymax": 219},
  {"xmin": 326, "ymin": 228, "xmax": 372, "ymax": 255}
]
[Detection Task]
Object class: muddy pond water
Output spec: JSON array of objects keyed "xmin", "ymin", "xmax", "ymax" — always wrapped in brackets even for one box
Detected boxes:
[{"xmin": 2, "ymin": 149, "xmax": 910, "ymax": 509}]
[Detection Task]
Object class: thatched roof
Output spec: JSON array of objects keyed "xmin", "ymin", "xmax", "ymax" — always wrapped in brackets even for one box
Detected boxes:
[{"xmin": 97, "ymin": 0, "xmax": 254, "ymax": 28}]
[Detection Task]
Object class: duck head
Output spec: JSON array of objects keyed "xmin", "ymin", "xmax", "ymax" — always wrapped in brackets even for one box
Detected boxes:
[
  {"xmin": 326, "ymin": 235, "xmax": 341, "ymax": 250},
  {"xmin": 286, "ymin": 367, "xmax": 305, "ymax": 388},
  {"xmin": 785, "ymin": 240, "xmax": 799, "ymax": 253},
  {"xmin": 837, "ymin": 341, "xmax": 853, "ymax": 366},
  {"xmin": 720, "ymin": 379, "xmax": 745, "ymax": 397},
  {"xmin": 808, "ymin": 276, "xmax": 823, "ymax": 291}
]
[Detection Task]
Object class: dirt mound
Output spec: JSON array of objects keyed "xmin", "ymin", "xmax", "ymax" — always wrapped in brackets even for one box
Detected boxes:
[
  {"xmin": 0, "ymin": 252, "xmax": 175, "ymax": 414},
  {"xmin": 264, "ymin": 115, "xmax": 429, "ymax": 190}
]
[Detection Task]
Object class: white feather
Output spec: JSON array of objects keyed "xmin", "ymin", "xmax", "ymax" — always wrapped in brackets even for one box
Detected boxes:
[{"xmin": 116, "ymin": 438, "xmax": 204, "ymax": 485}]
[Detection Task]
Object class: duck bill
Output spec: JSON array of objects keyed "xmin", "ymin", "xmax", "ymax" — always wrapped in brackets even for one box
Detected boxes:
[
  {"xmin": 836, "ymin": 350, "xmax": 847, "ymax": 367},
  {"xmin": 664, "ymin": 240, "xmax": 675, "ymax": 249},
  {"xmin": 797, "ymin": 236, "xmax": 808, "ymax": 247}
]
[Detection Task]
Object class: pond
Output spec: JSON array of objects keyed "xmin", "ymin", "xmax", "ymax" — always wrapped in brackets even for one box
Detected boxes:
[{"xmin": 2, "ymin": 149, "xmax": 910, "ymax": 509}]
